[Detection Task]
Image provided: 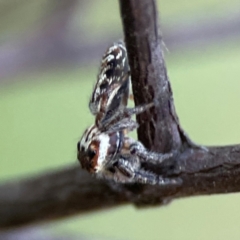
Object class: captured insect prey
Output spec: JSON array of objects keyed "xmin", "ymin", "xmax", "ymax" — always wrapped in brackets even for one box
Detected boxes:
[{"xmin": 77, "ymin": 40, "xmax": 180, "ymax": 185}]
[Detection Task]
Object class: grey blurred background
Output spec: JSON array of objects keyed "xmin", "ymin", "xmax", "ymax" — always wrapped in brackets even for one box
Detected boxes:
[{"xmin": 1, "ymin": 0, "xmax": 240, "ymax": 239}]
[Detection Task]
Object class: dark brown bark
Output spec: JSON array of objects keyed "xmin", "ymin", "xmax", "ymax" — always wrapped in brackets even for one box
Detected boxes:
[
  {"xmin": 0, "ymin": 166, "xmax": 128, "ymax": 229},
  {"xmin": 120, "ymin": 0, "xmax": 184, "ymax": 152},
  {"xmin": 1, "ymin": 0, "xmax": 240, "ymax": 230}
]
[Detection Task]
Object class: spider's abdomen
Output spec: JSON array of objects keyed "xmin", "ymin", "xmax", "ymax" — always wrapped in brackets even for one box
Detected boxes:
[{"xmin": 89, "ymin": 40, "xmax": 130, "ymax": 118}]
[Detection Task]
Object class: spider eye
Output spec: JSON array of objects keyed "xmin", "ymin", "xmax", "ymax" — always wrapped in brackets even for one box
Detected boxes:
[{"xmin": 87, "ymin": 148, "xmax": 96, "ymax": 160}]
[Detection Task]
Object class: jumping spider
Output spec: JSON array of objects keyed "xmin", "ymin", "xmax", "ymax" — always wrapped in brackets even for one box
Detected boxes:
[{"xmin": 77, "ymin": 40, "xmax": 180, "ymax": 185}]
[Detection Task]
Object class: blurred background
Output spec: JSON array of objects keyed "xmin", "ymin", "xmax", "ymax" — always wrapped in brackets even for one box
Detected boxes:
[{"xmin": 1, "ymin": 0, "xmax": 240, "ymax": 239}]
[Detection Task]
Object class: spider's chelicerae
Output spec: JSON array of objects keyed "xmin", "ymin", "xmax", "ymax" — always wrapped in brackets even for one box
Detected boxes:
[{"xmin": 77, "ymin": 40, "xmax": 180, "ymax": 185}]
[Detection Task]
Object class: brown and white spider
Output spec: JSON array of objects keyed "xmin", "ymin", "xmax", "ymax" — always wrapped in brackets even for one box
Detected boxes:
[{"xmin": 77, "ymin": 40, "xmax": 180, "ymax": 185}]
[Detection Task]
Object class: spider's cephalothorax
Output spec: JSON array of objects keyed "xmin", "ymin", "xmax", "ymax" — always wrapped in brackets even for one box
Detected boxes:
[
  {"xmin": 77, "ymin": 41, "xmax": 181, "ymax": 185},
  {"xmin": 77, "ymin": 124, "xmax": 125, "ymax": 174}
]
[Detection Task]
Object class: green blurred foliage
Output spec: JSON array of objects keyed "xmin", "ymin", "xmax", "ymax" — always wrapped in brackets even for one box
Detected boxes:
[{"xmin": 1, "ymin": 0, "xmax": 240, "ymax": 240}]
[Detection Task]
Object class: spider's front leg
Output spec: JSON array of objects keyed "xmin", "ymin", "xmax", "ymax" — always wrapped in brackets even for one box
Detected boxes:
[
  {"xmin": 101, "ymin": 102, "xmax": 154, "ymax": 130},
  {"xmin": 129, "ymin": 140, "xmax": 175, "ymax": 164},
  {"xmin": 117, "ymin": 157, "xmax": 181, "ymax": 186}
]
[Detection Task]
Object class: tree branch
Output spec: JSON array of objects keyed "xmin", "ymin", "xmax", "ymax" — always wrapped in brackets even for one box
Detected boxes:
[
  {"xmin": 0, "ymin": 166, "xmax": 128, "ymax": 229},
  {"xmin": 120, "ymin": 0, "xmax": 183, "ymax": 152},
  {"xmin": 1, "ymin": 0, "xmax": 240, "ymax": 230}
]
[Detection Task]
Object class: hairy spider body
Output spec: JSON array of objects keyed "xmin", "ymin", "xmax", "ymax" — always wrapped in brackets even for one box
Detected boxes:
[
  {"xmin": 77, "ymin": 41, "xmax": 180, "ymax": 185},
  {"xmin": 89, "ymin": 40, "xmax": 130, "ymax": 125},
  {"xmin": 78, "ymin": 124, "xmax": 124, "ymax": 173}
]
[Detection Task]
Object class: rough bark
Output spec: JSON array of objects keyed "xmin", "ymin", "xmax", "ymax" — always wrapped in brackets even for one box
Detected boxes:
[{"xmin": 1, "ymin": 0, "xmax": 240, "ymax": 230}]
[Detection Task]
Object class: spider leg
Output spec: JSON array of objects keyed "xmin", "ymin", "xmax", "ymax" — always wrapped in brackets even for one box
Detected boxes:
[
  {"xmin": 117, "ymin": 158, "xmax": 181, "ymax": 185},
  {"xmin": 124, "ymin": 102, "xmax": 154, "ymax": 117},
  {"xmin": 105, "ymin": 118, "xmax": 138, "ymax": 134},
  {"xmin": 129, "ymin": 141, "xmax": 174, "ymax": 164},
  {"xmin": 100, "ymin": 102, "xmax": 154, "ymax": 130}
]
